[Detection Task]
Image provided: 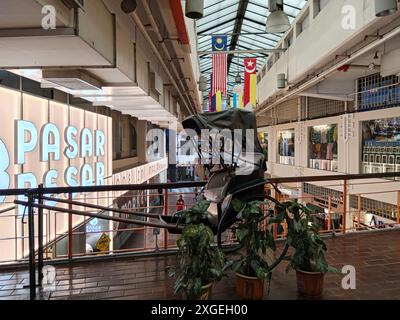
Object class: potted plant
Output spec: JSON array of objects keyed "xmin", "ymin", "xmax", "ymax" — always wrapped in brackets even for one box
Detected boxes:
[
  {"xmin": 172, "ymin": 200, "xmax": 228, "ymax": 300},
  {"xmin": 279, "ymin": 200, "xmax": 337, "ymax": 298},
  {"xmin": 231, "ymin": 199, "xmax": 276, "ymax": 300}
]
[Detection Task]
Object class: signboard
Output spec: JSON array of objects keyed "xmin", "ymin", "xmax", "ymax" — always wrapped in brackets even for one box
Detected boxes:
[
  {"xmin": 360, "ymin": 212, "xmax": 398, "ymax": 229},
  {"xmin": 0, "ymin": 87, "xmax": 112, "ymax": 215},
  {"xmin": 96, "ymin": 232, "xmax": 111, "ymax": 252},
  {"xmin": 0, "ymin": 86, "xmax": 112, "ymax": 263}
]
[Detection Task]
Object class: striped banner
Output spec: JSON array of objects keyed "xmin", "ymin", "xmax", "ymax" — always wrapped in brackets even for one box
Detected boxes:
[
  {"xmin": 211, "ymin": 36, "xmax": 228, "ymax": 96},
  {"xmin": 244, "ymin": 58, "xmax": 257, "ymax": 107}
]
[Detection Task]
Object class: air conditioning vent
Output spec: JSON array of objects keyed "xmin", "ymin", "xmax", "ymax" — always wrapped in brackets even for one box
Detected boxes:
[
  {"xmin": 42, "ymin": 69, "xmax": 102, "ymax": 91},
  {"xmin": 151, "ymin": 72, "xmax": 163, "ymax": 95}
]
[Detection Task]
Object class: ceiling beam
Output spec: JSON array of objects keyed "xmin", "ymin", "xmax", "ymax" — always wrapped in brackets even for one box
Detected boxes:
[
  {"xmin": 227, "ymin": 0, "xmax": 250, "ymax": 75},
  {"xmin": 198, "ymin": 49, "xmax": 285, "ymax": 55}
]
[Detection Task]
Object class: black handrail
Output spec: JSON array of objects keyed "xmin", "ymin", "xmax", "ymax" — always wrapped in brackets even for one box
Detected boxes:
[
  {"xmin": 1, "ymin": 172, "xmax": 399, "ymax": 197},
  {"xmin": 0, "ymin": 181, "xmax": 207, "ymax": 196},
  {"xmin": 4, "ymin": 171, "xmax": 400, "ymax": 300}
]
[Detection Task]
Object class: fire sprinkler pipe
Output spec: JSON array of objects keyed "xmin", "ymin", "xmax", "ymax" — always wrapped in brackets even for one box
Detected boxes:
[
  {"xmin": 256, "ymin": 24, "xmax": 400, "ymax": 116},
  {"xmin": 169, "ymin": 0, "xmax": 190, "ymax": 45},
  {"xmin": 126, "ymin": 12, "xmax": 195, "ymax": 116},
  {"xmin": 137, "ymin": 0, "xmax": 197, "ymax": 115}
]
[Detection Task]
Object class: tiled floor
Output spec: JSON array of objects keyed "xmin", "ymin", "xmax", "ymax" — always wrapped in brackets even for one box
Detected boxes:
[{"xmin": 1, "ymin": 229, "xmax": 400, "ymax": 300}]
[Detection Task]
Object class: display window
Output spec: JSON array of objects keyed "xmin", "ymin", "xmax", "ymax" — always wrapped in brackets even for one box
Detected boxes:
[
  {"xmin": 277, "ymin": 129, "xmax": 295, "ymax": 166},
  {"xmin": 309, "ymin": 124, "xmax": 338, "ymax": 172},
  {"xmin": 361, "ymin": 117, "xmax": 400, "ymax": 174},
  {"xmin": 258, "ymin": 132, "xmax": 268, "ymax": 161}
]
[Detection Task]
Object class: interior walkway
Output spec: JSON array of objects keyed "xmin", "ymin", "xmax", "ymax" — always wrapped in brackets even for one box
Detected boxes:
[{"xmin": 0, "ymin": 229, "xmax": 399, "ymax": 300}]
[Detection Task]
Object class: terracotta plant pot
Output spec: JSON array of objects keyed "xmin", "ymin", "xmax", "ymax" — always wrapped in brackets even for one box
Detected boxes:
[
  {"xmin": 296, "ymin": 269, "xmax": 325, "ymax": 297},
  {"xmin": 184, "ymin": 283, "xmax": 213, "ymax": 300},
  {"xmin": 236, "ymin": 273, "xmax": 264, "ymax": 300},
  {"xmin": 198, "ymin": 283, "xmax": 213, "ymax": 300}
]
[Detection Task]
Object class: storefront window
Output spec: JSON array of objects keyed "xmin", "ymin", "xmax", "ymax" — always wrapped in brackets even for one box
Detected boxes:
[
  {"xmin": 277, "ymin": 129, "xmax": 295, "ymax": 166},
  {"xmin": 309, "ymin": 124, "xmax": 338, "ymax": 172},
  {"xmin": 258, "ymin": 132, "xmax": 268, "ymax": 161},
  {"xmin": 361, "ymin": 117, "xmax": 400, "ymax": 174}
]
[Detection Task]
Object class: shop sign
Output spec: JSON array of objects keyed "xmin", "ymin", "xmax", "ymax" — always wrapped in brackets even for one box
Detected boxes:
[
  {"xmin": 0, "ymin": 121, "xmax": 106, "ymax": 191},
  {"xmin": 96, "ymin": 232, "xmax": 111, "ymax": 252},
  {"xmin": 365, "ymin": 213, "xmax": 396, "ymax": 229},
  {"xmin": 0, "ymin": 87, "xmax": 112, "ymax": 216}
]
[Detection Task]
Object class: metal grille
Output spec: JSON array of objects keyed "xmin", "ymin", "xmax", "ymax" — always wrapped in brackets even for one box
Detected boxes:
[
  {"xmin": 357, "ymin": 73, "xmax": 400, "ymax": 111},
  {"xmin": 350, "ymin": 195, "xmax": 397, "ymax": 221},
  {"xmin": 302, "ymin": 183, "xmax": 342, "ymax": 201},
  {"xmin": 257, "ymin": 110, "xmax": 274, "ymax": 127},
  {"xmin": 306, "ymin": 97, "xmax": 347, "ymax": 119},
  {"xmin": 274, "ymin": 98, "xmax": 299, "ymax": 124}
]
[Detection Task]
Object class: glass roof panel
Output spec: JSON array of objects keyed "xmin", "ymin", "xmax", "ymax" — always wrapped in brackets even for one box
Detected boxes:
[{"xmin": 197, "ymin": 0, "xmax": 309, "ymax": 100}]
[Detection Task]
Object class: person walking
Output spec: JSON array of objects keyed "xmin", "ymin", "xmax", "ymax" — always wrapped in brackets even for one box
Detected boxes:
[{"xmin": 176, "ymin": 195, "xmax": 185, "ymax": 212}]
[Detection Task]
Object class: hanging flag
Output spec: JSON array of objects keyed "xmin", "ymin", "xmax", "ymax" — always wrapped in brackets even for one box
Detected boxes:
[
  {"xmin": 250, "ymin": 74, "xmax": 257, "ymax": 110},
  {"xmin": 211, "ymin": 36, "xmax": 228, "ymax": 96},
  {"xmin": 239, "ymin": 94, "xmax": 243, "ymax": 108},
  {"xmin": 208, "ymin": 91, "xmax": 212, "ymax": 112},
  {"xmin": 232, "ymin": 93, "xmax": 237, "ymax": 108},
  {"xmin": 211, "ymin": 94, "xmax": 216, "ymax": 112},
  {"xmin": 216, "ymin": 91, "xmax": 222, "ymax": 112},
  {"xmin": 244, "ymin": 58, "xmax": 257, "ymax": 107}
]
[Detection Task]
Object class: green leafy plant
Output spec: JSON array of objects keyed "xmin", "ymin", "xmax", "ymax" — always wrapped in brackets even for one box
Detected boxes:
[
  {"xmin": 276, "ymin": 200, "xmax": 337, "ymax": 274},
  {"xmin": 172, "ymin": 200, "xmax": 229, "ymax": 299},
  {"xmin": 174, "ymin": 223, "xmax": 227, "ymax": 299},
  {"xmin": 176, "ymin": 200, "xmax": 210, "ymax": 225},
  {"xmin": 231, "ymin": 199, "xmax": 276, "ymax": 288}
]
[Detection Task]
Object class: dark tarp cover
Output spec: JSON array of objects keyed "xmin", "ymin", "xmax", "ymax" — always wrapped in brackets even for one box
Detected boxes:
[{"xmin": 182, "ymin": 109, "xmax": 263, "ymax": 154}]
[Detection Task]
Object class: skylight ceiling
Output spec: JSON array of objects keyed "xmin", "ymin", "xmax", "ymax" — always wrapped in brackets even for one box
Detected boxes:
[{"xmin": 197, "ymin": 0, "xmax": 308, "ymax": 99}]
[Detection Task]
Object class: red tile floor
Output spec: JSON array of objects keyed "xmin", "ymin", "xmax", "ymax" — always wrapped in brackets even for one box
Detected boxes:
[{"xmin": 0, "ymin": 229, "xmax": 399, "ymax": 300}]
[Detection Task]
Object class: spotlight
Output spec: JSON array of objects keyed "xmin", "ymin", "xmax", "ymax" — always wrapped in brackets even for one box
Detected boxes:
[
  {"xmin": 185, "ymin": 0, "xmax": 204, "ymax": 19},
  {"xmin": 121, "ymin": 0, "xmax": 137, "ymax": 14},
  {"xmin": 375, "ymin": 0, "xmax": 398, "ymax": 17}
]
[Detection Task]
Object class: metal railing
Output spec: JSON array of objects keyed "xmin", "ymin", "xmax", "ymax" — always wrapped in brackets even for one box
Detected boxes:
[{"xmin": 1, "ymin": 172, "xmax": 400, "ymax": 300}]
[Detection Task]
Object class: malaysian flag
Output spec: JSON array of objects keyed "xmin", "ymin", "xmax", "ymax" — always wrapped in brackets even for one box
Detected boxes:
[{"xmin": 211, "ymin": 35, "xmax": 228, "ymax": 96}]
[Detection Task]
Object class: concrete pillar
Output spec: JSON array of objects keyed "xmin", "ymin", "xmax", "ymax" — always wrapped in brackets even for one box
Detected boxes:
[
  {"xmin": 137, "ymin": 120, "xmax": 148, "ymax": 163},
  {"xmin": 121, "ymin": 115, "xmax": 131, "ymax": 159}
]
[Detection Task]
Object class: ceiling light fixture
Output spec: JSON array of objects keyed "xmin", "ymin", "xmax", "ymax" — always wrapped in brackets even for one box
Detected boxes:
[
  {"xmin": 375, "ymin": 0, "xmax": 398, "ymax": 17},
  {"xmin": 185, "ymin": 0, "xmax": 204, "ymax": 19},
  {"xmin": 266, "ymin": 0, "xmax": 291, "ymax": 33},
  {"xmin": 121, "ymin": 0, "xmax": 137, "ymax": 14}
]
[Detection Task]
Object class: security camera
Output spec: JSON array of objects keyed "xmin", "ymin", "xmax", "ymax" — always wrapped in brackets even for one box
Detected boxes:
[{"xmin": 121, "ymin": 0, "xmax": 137, "ymax": 14}]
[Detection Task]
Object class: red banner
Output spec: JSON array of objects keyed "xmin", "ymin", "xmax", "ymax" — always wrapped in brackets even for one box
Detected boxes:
[{"xmin": 244, "ymin": 58, "xmax": 257, "ymax": 107}]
